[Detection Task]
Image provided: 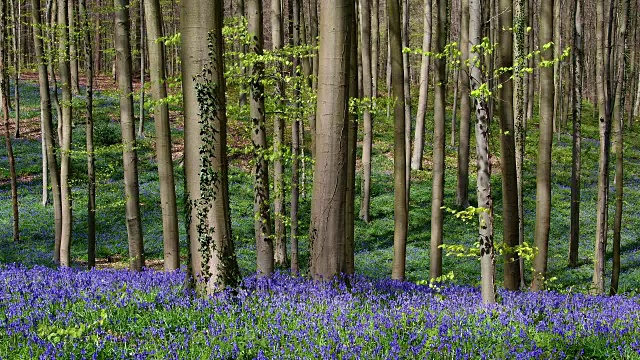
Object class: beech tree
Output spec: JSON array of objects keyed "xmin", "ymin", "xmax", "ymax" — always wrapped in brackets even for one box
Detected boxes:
[
  {"xmin": 359, "ymin": 0, "xmax": 373, "ymax": 223},
  {"xmin": 410, "ymin": 0, "xmax": 431, "ymax": 171},
  {"xmin": 310, "ymin": 0, "xmax": 352, "ymax": 280},
  {"xmin": 531, "ymin": 0, "xmax": 555, "ymax": 291},
  {"xmin": 455, "ymin": 0, "xmax": 471, "ymax": 208},
  {"xmin": 181, "ymin": 0, "xmax": 239, "ymax": 292}
]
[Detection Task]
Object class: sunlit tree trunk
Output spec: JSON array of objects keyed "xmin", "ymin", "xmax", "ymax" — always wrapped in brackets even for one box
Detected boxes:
[
  {"xmin": 430, "ymin": 0, "xmax": 446, "ymax": 280},
  {"xmin": 137, "ymin": 1, "xmax": 145, "ymax": 138},
  {"xmin": 310, "ymin": 0, "xmax": 352, "ymax": 280},
  {"xmin": 144, "ymin": 0, "xmax": 179, "ymax": 270},
  {"xmin": 568, "ymin": 0, "xmax": 583, "ymax": 268},
  {"xmin": 182, "ymin": 0, "xmax": 239, "ymax": 293},
  {"xmin": 531, "ymin": 0, "xmax": 555, "ymax": 291},
  {"xmin": 58, "ymin": 0, "xmax": 73, "ymax": 267},
  {"xmin": 410, "ymin": 0, "xmax": 431, "ymax": 171},
  {"xmin": 359, "ymin": 0, "xmax": 373, "ymax": 223}
]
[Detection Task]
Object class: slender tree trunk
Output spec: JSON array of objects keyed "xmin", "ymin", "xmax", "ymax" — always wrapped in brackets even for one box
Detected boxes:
[
  {"xmin": 272, "ymin": 0, "xmax": 288, "ymax": 268},
  {"xmin": 526, "ymin": 0, "xmax": 535, "ymax": 125},
  {"xmin": 9, "ymin": 0, "xmax": 19, "ymax": 139},
  {"xmin": 310, "ymin": 0, "xmax": 351, "ymax": 280},
  {"xmin": 145, "ymin": 0, "xmax": 179, "ymax": 270},
  {"xmin": 32, "ymin": 0, "xmax": 62, "ymax": 263},
  {"xmin": 290, "ymin": 0, "xmax": 303, "ymax": 276},
  {"xmin": 451, "ymin": 69, "xmax": 459, "ymax": 146},
  {"xmin": 498, "ymin": 0, "xmax": 521, "ymax": 291},
  {"xmin": 470, "ymin": 0, "xmax": 495, "ymax": 304},
  {"xmin": 371, "ymin": 0, "xmax": 379, "ymax": 96},
  {"xmin": 401, "ymin": 0, "xmax": 410, "ymax": 205},
  {"xmin": 78, "ymin": 0, "xmax": 95, "ymax": 268},
  {"xmin": 47, "ymin": 0, "xmax": 63, "ymax": 147},
  {"xmin": 359, "ymin": 0, "xmax": 373, "ymax": 222},
  {"xmin": 58, "ymin": 0, "xmax": 73, "ymax": 267},
  {"xmin": 610, "ymin": 0, "xmax": 629, "ymax": 296},
  {"xmin": 115, "ymin": 0, "xmax": 145, "ymax": 271},
  {"xmin": 592, "ymin": 0, "xmax": 612, "ymax": 295},
  {"xmin": 247, "ymin": 0, "xmax": 273, "ymax": 276},
  {"xmin": 0, "ymin": 1, "xmax": 18, "ymax": 242},
  {"xmin": 137, "ymin": 0, "xmax": 145, "ymax": 138},
  {"xmin": 68, "ymin": 0, "xmax": 79, "ymax": 93},
  {"xmin": 514, "ymin": 0, "xmax": 526, "ymax": 287},
  {"xmin": 531, "ymin": 0, "xmax": 555, "ymax": 291},
  {"xmin": 410, "ymin": 0, "xmax": 432, "ymax": 171},
  {"xmin": 552, "ymin": 0, "xmax": 561, "ymax": 132},
  {"xmin": 345, "ymin": 3, "xmax": 358, "ymax": 274},
  {"xmin": 568, "ymin": 0, "xmax": 583, "ymax": 268},
  {"xmin": 388, "ymin": 0, "xmax": 408, "ymax": 280},
  {"xmin": 182, "ymin": 0, "xmax": 239, "ymax": 293},
  {"xmin": 430, "ymin": 0, "xmax": 446, "ymax": 280},
  {"xmin": 456, "ymin": 0, "xmax": 471, "ymax": 208}
]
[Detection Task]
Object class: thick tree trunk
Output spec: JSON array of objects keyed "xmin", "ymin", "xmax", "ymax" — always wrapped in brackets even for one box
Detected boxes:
[
  {"xmin": 592, "ymin": 0, "xmax": 612, "ymax": 295},
  {"xmin": 470, "ymin": 0, "xmax": 495, "ymax": 304},
  {"xmin": 531, "ymin": 0, "xmax": 555, "ymax": 292},
  {"xmin": 145, "ymin": 0, "xmax": 179, "ymax": 271},
  {"xmin": 389, "ymin": 0, "xmax": 408, "ymax": 280},
  {"xmin": 182, "ymin": 0, "xmax": 239, "ymax": 293},
  {"xmin": 78, "ymin": 0, "xmax": 95, "ymax": 268},
  {"xmin": 568, "ymin": 0, "xmax": 582, "ymax": 268},
  {"xmin": 115, "ymin": 0, "xmax": 145, "ymax": 271},
  {"xmin": 247, "ymin": 0, "xmax": 273, "ymax": 276},
  {"xmin": 310, "ymin": 0, "xmax": 351, "ymax": 281},
  {"xmin": 498, "ymin": 0, "xmax": 521, "ymax": 291},
  {"xmin": 58, "ymin": 0, "xmax": 73, "ymax": 267},
  {"xmin": 430, "ymin": 0, "xmax": 446, "ymax": 280},
  {"xmin": 32, "ymin": 0, "xmax": 62, "ymax": 263},
  {"xmin": 272, "ymin": 0, "xmax": 288, "ymax": 268},
  {"xmin": 410, "ymin": 0, "xmax": 431, "ymax": 171}
]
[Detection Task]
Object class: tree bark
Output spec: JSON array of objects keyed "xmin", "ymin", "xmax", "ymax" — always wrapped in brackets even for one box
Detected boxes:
[
  {"xmin": 371, "ymin": 0, "xmax": 379, "ymax": 96},
  {"xmin": 410, "ymin": 0, "xmax": 431, "ymax": 171},
  {"xmin": 359, "ymin": 0, "xmax": 373, "ymax": 222},
  {"xmin": 144, "ymin": 0, "xmax": 179, "ymax": 271},
  {"xmin": 531, "ymin": 0, "xmax": 555, "ymax": 291},
  {"xmin": 58, "ymin": 0, "xmax": 73, "ymax": 267},
  {"xmin": 498, "ymin": 0, "xmax": 521, "ymax": 291},
  {"xmin": 402, "ymin": 0, "xmax": 410, "ymax": 206},
  {"xmin": 272, "ymin": 0, "xmax": 288, "ymax": 268},
  {"xmin": 182, "ymin": 0, "xmax": 239, "ymax": 293},
  {"xmin": 568, "ymin": 0, "xmax": 583, "ymax": 268},
  {"xmin": 388, "ymin": 0, "xmax": 408, "ymax": 280},
  {"xmin": 514, "ymin": 0, "xmax": 526, "ymax": 287},
  {"xmin": 9, "ymin": 0, "xmax": 19, "ymax": 139},
  {"xmin": 310, "ymin": 0, "xmax": 351, "ymax": 281},
  {"xmin": 115, "ymin": 0, "xmax": 145, "ymax": 271},
  {"xmin": 137, "ymin": 0, "xmax": 145, "ymax": 138},
  {"xmin": 345, "ymin": 3, "xmax": 358, "ymax": 274},
  {"xmin": 68, "ymin": 0, "xmax": 79, "ymax": 93},
  {"xmin": 430, "ymin": 0, "xmax": 446, "ymax": 280},
  {"xmin": 247, "ymin": 0, "xmax": 273, "ymax": 276},
  {"xmin": 456, "ymin": 0, "xmax": 471, "ymax": 208}
]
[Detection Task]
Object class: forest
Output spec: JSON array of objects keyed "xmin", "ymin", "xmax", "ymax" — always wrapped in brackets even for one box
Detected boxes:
[{"xmin": 0, "ymin": 0, "xmax": 640, "ymax": 357}]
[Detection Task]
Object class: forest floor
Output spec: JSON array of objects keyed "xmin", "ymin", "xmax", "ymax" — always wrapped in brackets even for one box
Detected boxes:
[{"xmin": 1, "ymin": 76, "xmax": 640, "ymax": 294}]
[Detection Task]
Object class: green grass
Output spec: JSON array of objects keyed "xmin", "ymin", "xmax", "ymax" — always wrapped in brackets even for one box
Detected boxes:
[{"xmin": 1, "ymin": 80, "xmax": 640, "ymax": 293}]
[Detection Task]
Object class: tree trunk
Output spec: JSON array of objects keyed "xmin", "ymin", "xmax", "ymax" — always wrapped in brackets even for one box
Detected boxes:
[
  {"xmin": 388, "ymin": 0, "xmax": 408, "ymax": 280},
  {"xmin": 78, "ymin": 0, "xmax": 95, "ymax": 268},
  {"xmin": 345, "ymin": 4, "xmax": 358, "ymax": 274},
  {"xmin": 455, "ymin": 0, "xmax": 471, "ymax": 208},
  {"xmin": 592, "ymin": 0, "xmax": 612, "ymax": 295},
  {"xmin": 514, "ymin": 0, "xmax": 526, "ymax": 287},
  {"xmin": 137, "ymin": 0, "xmax": 145, "ymax": 138},
  {"xmin": 182, "ymin": 0, "xmax": 239, "ymax": 293},
  {"xmin": 145, "ymin": 0, "xmax": 179, "ymax": 271},
  {"xmin": 9, "ymin": 0, "xmax": 19, "ymax": 139},
  {"xmin": 526, "ymin": 0, "xmax": 535, "ymax": 125},
  {"xmin": 531, "ymin": 0, "xmax": 555, "ymax": 292},
  {"xmin": 410, "ymin": 0, "xmax": 431, "ymax": 171},
  {"xmin": 310, "ymin": 0, "xmax": 351, "ymax": 280},
  {"xmin": 32, "ymin": 0, "xmax": 62, "ymax": 263},
  {"xmin": 552, "ymin": 0, "xmax": 561, "ymax": 132},
  {"xmin": 610, "ymin": 0, "xmax": 629, "ymax": 296},
  {"xmin": 58, "ymin": 0, "xmax": 73, "ymax": 267},
  {"xmin": 470, "ymin": 0, "xmax": 495, "ymax": 304},
  {"xmin": 247, "ymin": 0, "xmax": 273, "ymax": 276},
  {"xmin": 272, "ymin": 0, "xmax": 288, "ymax": 268},
  {"xmin": 498, "ymin": 0, "xmax": 521, "ymax": 291},
  {"xmin": 402, "ymin": 0, "xmax": 410, "ymax": 206},
  {"xmin": 371, "ymin": 0, "xmax": 379, "ymax": 96},
  {"xmin": 115, "ymin": 0, "xmax": 145, "ymax": 271},
  {"xmin": 290, "ymin": 0, "xmax": 303, "ymax": 276},
  {"xmin": 430, "ymin": 0, "xmax": 446, "ymax": 280},
  {"xmin": 568, "ymin": 0, "xmax": 582, "ymax": 268},
  {"xmin": 0, "ymin": 0, "xmax": 18, "ymax": 242},
  {"xmin": 359, "ymin": 0, "xmax": 373, "ymax": 223},
  {"xmin": 68, "ymin": 0, "xmax": 79, "ymax": 94}
]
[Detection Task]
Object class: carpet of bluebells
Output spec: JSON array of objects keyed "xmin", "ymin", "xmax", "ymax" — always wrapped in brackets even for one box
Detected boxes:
[{"xmin": 0, "ymin": 265, "xmax": 639, "ymax": 359}]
